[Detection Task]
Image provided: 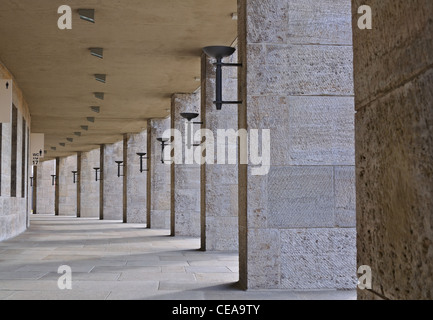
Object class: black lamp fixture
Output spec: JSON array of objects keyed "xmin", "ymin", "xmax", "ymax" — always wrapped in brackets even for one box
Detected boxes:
[
  {"xmin": 202, "ymin": 46, "xmax": 242, "ymax": 110},
  {"xmin": 136, "ymin": 153, "xmax": 149, "ymax": 173},
  {"xmin": 115, "ymin": 161, "xmax": 124, "ymax": 177},
  {"xmin": 51, "ymin": 175, "xmax": 57, "ymax": 186},
  {"xmin": 93, "ymin": 168, "xmax": 101, "ymax": 181},
  {"xmin": 78, "ymin": 9, "xmax": 95, "ymax": 23},
  {"xmin": 157, "ymin": 138, "xmax": 170, "ymax": 164},
  {"xmin": 180, "ymin": 113, "xmax": 203, "ymax": 148},
  {"xmin": 72, "ymin": 171, "xmax": 79, "ymax": 184}
]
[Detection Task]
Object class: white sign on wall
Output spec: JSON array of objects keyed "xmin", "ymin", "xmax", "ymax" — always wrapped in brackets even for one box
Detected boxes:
[
  {"xmin": 30, "ymin": 133, "xmax": 45, "ymax": 166},
  {"xmin": 0, "ymin": 79, "xmax": 12, "ymax": 123}
]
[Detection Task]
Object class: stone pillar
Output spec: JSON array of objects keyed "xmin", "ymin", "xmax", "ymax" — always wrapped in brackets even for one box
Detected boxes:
[
  {"xmin": 353, "ymin": 0, "xmax": 433, "ymax": 300},
  {"xmin": 170, "ymin": 93, "xmax": 201, "ymax": 237},
  {"xmin": 238, "ymin": 0, "xmax": 356, "ymax": 289},
  {"xmin": 123, "ymin": 134, "xmax": 128, "ymax": 223},
  {"xmin": 36, "ymin": 160, "xmax": 56, "ymax": 215},
  {"xmin": 80, "ymin": 148, "xmax": 99, "ymax": 218},
  {"xmin": 32, "ymin": 165, "xmax": 37, "ymax": 214},
  {"xmin": 76, "ymin": 152, "xmax": 81, "ymax": 218},
  {"xmin": 103, "ymin": 140, "xmax": 123, "ymax": 221},
  {"xmin": 99, "ymin": 145, "xmax": 104, "ymax": 220},
  {"xmin": 200, "ymin": 50, "xmax": 238, "ymax": 251},
  {"xmin": 58, "ymin": 155, "xmax": 77, "ymax": 216},
  {"xmin": 54, "ymin": 157, "xmax": 60, "ymax": 216},
  {"xmin": 149, "ymin": 118, "xmax": 171, "ymax": 229},
  {"xmin": 127, "ymin": 129, "xmax": 147, "ymax": 224}
]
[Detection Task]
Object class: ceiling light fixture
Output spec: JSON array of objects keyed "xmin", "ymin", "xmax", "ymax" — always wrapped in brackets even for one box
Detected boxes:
[
  {"xmin": 78, "ymin": 9, "xmax": 95, "ymax": 23},
  {"xmin": 94, "ymin": 74, "xmax": 106, "ymax": 83},
  {"xmin": 59, "ymin": 143, "xmax": 66, "ymax": 147},
  {"xmin": 94, "ymin": 92, "xmax": 104, "ymax": 100},
  {"xmin": 89, "ymin": 48, "xmax": 103, "ymax": 59},
  {"xmin": 90, "ymin": 106, "xmax": 100, "ymax": 113},
  {"xmin": 87, "ymin": 117, "xmax": 95, "ymax": 123},
  {"xmin": 202, "ymin": 46, "xmax": 242, "ymax": 110},
  {"xmin": 74, "ymin": 132, "xmax": 82, "ymax": 136},
  {"xmin": 67, "ymin": 138, "xmax": 73, "ymax": 142},
  {"xmin": 81, "ymin": 126, "xmax": 89, "ymax": 131}
]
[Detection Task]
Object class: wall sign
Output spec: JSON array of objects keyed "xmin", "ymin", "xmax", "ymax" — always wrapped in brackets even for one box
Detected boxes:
[
  {"xmin": 0, "ymin": 79, "xmax": 12, "ymax": 123},
  {"xmin": 30, "ymin": 133, "xmax": 45, "ymax": 166}
]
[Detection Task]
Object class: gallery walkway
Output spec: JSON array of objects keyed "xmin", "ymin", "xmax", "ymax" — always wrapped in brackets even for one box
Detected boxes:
[{"xmin": 0, "ymin": 215, "xmax": 356, "ymax": 300}]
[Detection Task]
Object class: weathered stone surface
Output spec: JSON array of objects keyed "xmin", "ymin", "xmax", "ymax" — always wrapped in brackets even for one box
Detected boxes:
[
  {"xmin": 58, "ymin": 155, "xmax": 77, "ymax": 216},
  {"xmin": 103, "ymin": 141, "xmax": 123, "ymax": 221},
  {"xmin": 80, "ymin": 148, "xmax": 99, "ymax": 218},
  {"xmin": 171, "ymin": 93, "xmax": 201, "ymax": 237},
  {"xmin": 238, "ymin": 0, "xmax": 355, "ymax": 290},
  {"xmin": 149, "ymin": 118, "xmax": 171, "ymax": 229},
  {"xmin": 127, "ymin": 130, "xmax": 147, "ymax": 224},
  {"xmin": 335, "ymin": 166, "xmax": 356, "ymax": 227},
  {"xmin": 36, "ymin": 160, "xmax": 55, "ymax": 215},
  {"xmin": 201, "ymin": 52, "xmax": 239, "ymax": 251},
  {"xmin": 352, "ymin": 0, "xmax": 433, "ymax": 108},
  {"xmin": 268, "ymin": 166, "xmax": 335, "ymax": 228},
  {"xmin": 356, "ymin": 67, "xmax": 433, "ymax": 299}
]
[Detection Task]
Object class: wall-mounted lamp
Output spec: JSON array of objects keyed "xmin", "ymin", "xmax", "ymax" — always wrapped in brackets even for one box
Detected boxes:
[
  {"xmin": 93, "ymin": 168, "xmax": 101, "ymax": 181},
  {"xmin": 202, "ymin": 46, "xmax": 242, "ymax": 110},
  {"xmin": 136, "ymin": 153, "xmax": 149, "ymax": 173},
  {"xmin": 51, "ymin": 175, "xmax": 57, "ymax": 186},
  {"xmin": 157, "ymin": 138, "xmax": 170, "ymax": 164},
  {"xmin": 78, "ymin": 9, "xmax": 95, "ymax": 23},
  {"xmin": 115, "ymin": 161, "xmax": 124, "ymax": 177},
  {"xmin": 72, "ymin": 171, "xmax": 79, "ymax": 184},
  {"xmin": 180, "ymin": 113, "xmax": 203, "ymax": 148}
]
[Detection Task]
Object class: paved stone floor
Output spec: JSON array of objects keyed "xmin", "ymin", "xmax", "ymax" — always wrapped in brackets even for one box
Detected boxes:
[{"xmin": 0, "ymin": 215, "xmax": 356, "ymax": 300}]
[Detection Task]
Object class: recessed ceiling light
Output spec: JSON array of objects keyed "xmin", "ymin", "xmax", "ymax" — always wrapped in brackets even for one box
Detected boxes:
[
  {"xmin": 89, "ymin": 48, "xmax": 103, "ymax": 59},
  {"xmin": 51, "ymin": 147, "xmax": 57, "ymax": 151},
  {"xmin": 78, "ymin": 9, "xmax": 95, "ymax": 23},
  {"xmin": 59, "ymin": 143, "xmax": 66, "ymax": 147},
  {"xmin": 74, "ymin": 132, "xmax": 82, "ymax": 136},
  {"xmin": 194, "ymin": 77, "xmax": 200, "ymax": 82},
  {"xmin": 94, "ymin": 92, "xmax": 104, "ymax": 100},
  {"xmin": 67, "ymin": 138, "xmax": 73, "ymax": 142},
  {"xmin": 231, "ymin": 13, "xmax": 238, "ymax": 20},
  {"xmin": 87, "ymin": 117, "xmax": 95, "ymax": 123},
  {"xmin": 94, "ymin": 74, "xmax": 106, "ymax": 83},
  {"xmin": 81, "ymin": 126, "xmax": 89, "ymax": 131},
  {"xmin": 90, "ymin": 106, "xmax": 100, "ymax": 113}
]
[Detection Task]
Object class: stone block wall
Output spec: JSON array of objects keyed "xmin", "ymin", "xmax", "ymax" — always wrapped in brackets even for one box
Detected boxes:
[
  {"xmin": 353, "ymin": 0, "xmax": 433, "ymax": 300},
  {"xmin": 59, "ymin": 155, "xmax": 77, "ymax": 216},
  {"xmin": 238, "ymin": 0, "xmax": 356, "ymax": 289},
  {"xmin": 103, "ymin": 140, "xmax": 123, "ymax": 221},
  {"xmin": 127, "ymin": 130, "xmax": 147, "ymax": 224},
  {"xmin": 171, "ymin": 93, "xmax": 201, "ymax": 237},
  {"xmin": 36, "ymin": 160, "xmax": 55, "ymax": 215},
  {"xmin": 149, "ymin": 118, "xmax": 171, "ymax": 229},
  {"xmin": 0, "ymin": 62, "xmax": 31, "ymax": 241},
  {"xmin": 80, "ymin": 148, "xmax": 100, "ymax": 218},
  {"xmin": 200, "ymin": 48, "xmax": 239, "ymax": 251}
]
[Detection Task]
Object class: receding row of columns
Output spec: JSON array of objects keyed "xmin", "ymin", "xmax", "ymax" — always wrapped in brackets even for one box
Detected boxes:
[{"xmin": 31, "ymin": 0, "xmax": 357, "ymax": 291}]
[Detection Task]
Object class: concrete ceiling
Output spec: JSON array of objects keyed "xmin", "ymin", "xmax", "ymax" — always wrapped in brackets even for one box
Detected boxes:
[{"xmin": 0, "ymin": 0, "xmax": 237, "ymax": 159}]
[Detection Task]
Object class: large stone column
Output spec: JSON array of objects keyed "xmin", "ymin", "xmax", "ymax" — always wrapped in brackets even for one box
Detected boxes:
[
  {"xmin": 80, "ymin": 148, "xmax": 99, "ymax": 218},
  {"xmin": 238, "ymin": 0, "xmax": 356, "ymax": 289},
  {"xmin": 149, "ymin": 118, "xmax": 171, "ymax": 229},
  {"xmin": 36, "ymin": 160, "xmax": 56, "ymax": 215},
  {"xmin": 54, "ymin": 157, "xmax": 60, "ymax": 216},
  {"xmin": 200, "ymin": 50, "xmax": 239, "ymax": 251},
  {"xmin": 76, "ymin": 152, "xmax": 81, "ymax": 218},
  {"xmin": 171, "ymin": 93, "xmax": 201, "ymax": 237},
  {"xmin": 103, "ymin": 140, "xmax": 123, "ymax": 221},
  {"xmin": 353, "ymin": 0, "xmax": 433, "ymax": 300},
  {"xmin": 58, "ymin": 155, "xmax": 77, "ymax": 216},
  {"xmin": 127, "ymin": 129, "xmax": 147, "ymax": 224}
]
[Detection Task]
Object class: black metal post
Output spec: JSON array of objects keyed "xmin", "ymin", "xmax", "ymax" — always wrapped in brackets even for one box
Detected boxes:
[{"xmin": 216, "ymin": 57, "xmax": 223, "ymax": 110}]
